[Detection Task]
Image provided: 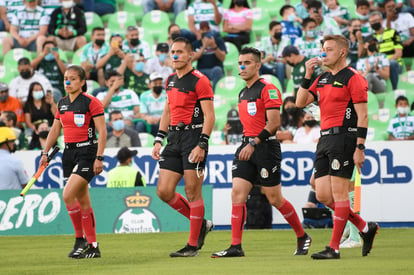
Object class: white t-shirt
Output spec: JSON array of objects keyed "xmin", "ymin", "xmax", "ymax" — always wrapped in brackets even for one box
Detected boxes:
[
  {"xmin": 383, "ymin": 12, "xmax": 414, "ymax": 42},
  {"xmin": 9, "ymin": 71, "xmax": 53, "ymax": 104},
  {"xmin": 387, "ymin": 113, "xmax": 414, "ymax": 139},
  {"xmin": 9, "ymin": 6, "xmax": 50, "ymax": 38},
  {"xmin": 144, "ymin": 57, "xmax": 173, "ymax": 85},
  {"xmin": 96, "ymin": 88, "xmax": 140, "ymax": 121},
  {"xmin": 187, "ymin": 0, "xmax": 224, "ymax": 33},
  {"xmin": 293, "ymin": 126, "xmax": 321, "ymax": 144}
]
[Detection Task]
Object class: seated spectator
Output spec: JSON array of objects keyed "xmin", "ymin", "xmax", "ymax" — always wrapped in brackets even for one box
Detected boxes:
[
  {"xmin": 144, "ymin": 43, "xmax": 173, "ymax": 84},
  {"xmin": 96, "ymin": 71, "xmax": 141, "ymax": 127},
  {"xmin": 294, "ymin": 18, "xmax": 321, "ymax": 59},
  {"xmin": 295, "ymin": 0, "xmax": 311, "ymax": 20},
  {"xmin": 83, "ymin": 0, "xmax": 116, "ymax": 16},
  {"xmin": 223, "ymin": 107, "xmax": 243, "ymax": 145},
  {"xmin": 28, "ymin": 119, "xmax": 51, "ymax": 150},
  {"xmin": 293, "ymin": 109, "xmax": 320, "ymax": 144},
  {"xmin": 41, "ymin": 0, "xmax": 61, "ymax": 16},
  {"xmin": 0, "ymin": 83, "xmax": 24, "ymax": 128},
  {"xmin": 118, "ymin": 53, "xmax": 149, "ymax": 97},
  {"xmin": 323, "ymin": 0, "xmax": 350, "ymax": 36},
  {"xmin": 167, "ymin": 23, "xmax": 196, "ymax": 46},
  {"xmin": 46, "ymin": 0, "xmax": 87, "ymax": 52},
  {"xmin": 259, "ymin": 21, "xmax": 290, "ymax": 91},
  {"xmin": 369, "ymin": 11, "xmax": 402, "ymax": 91},
  {"xmin": 106, "ymin": 110, "xmax": 141, "ymax": 148},
  {"xmin": 187, "ymin": 0, "xmax": 224, "ymax": 40},
  {"xmin": 2, "ymin": 0, "xmax": 49, "ymax": 57},
  {"xmin": 0, "ymin": 0, "xmax": 25, "ymax": 31},
  {"xmin": 9, "ymin": 57, "xmax": 53, "ymax": 105},
  {"xmin": 307, "ymin": 0, "xmax": 341, "ymax": 37},
  {"xmin": 356, "ymin": 37, "xmax": 389, "ymax": 95},
  {"xmin": 347, "ymin": 19, "xmax": 364, "ymax": 69},
  {"xmin": 31, "ymin": 40, "xmax": 66, "ymax": 99},
  {"xmin": 355, "ymin": 0, "xmax": 372, "ymax": 37},
  {"xmin": 280, "ymin": 5, "xmax": 303, "ymax": 45},
  {"xmin": 387, "ymin": 95, "xmax": 414, "ymax": 140},
  {"xmin": 276, "ymin": 96, "xmax": 304, "ymax": 143},
  {"xmin": 107, "ymin": 146, "xmax": 145, "ymax": 187},
  {"xmin": 192, "ymin": 21, "xmax": 226, "ymax": 90},
  {"xmin": 136, "ymin": 72, "xmax": 167, "ymax": 136},
  {"xmin": 96, "ymin": 33, "xmax": 125, "ymax": 75},
  {"xmin": 80, "ymin": 27, "xmax": 109, "ymax": 86},
  {"xmin": 0, "ymin": 110, "xmax": 27, "ymax": 149},
  {"xmin": 222, "ymin": 0, "xmax": 253, "ymax": 51},
  {"xmin": 122, "ymin": 26, "xmax": 151, "ymax": 60},
  {"xmin": 282, "ymin": 45, "xmax": 322, "ymax": 96},
  {"xmin": 143, "ymin": 0, "xmax": 186, "ymax": 18}
]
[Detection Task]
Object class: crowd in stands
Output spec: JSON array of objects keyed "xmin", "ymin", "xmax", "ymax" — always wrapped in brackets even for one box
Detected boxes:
[{"xmin": 1, "ymin": 0, "xmax": 414, "ymax": 151}]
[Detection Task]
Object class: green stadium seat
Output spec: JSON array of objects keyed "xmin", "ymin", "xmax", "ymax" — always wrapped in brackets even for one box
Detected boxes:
[
  {"xmin": 123, "ymin": 0, "xmax": 144, "ymax": 22},
  {"xmin": 107, "ymin": 11, "xmax": 137, "ymax": 36},
  {"xmin": 285, "ymin": 78, "xmax": 294, "ymax": 96},
  {"xmin": 367, "ymin": 91, "xmax": 380, "ymax": 120},
  {"xmin": 138, "ymin": 132, "xmax": 155, "ymax": 147},
  {"xmin": 260, "ymin": 74, "xmax": 283, "ymax": 96},
  {"xmin": 71, "ymin": 47, "xmax": 84, "ymax": 66},
  {"xmin": 64, "ymin": 50, "xmax": 74, "ymax": 62},
  {"xmin": 86, "ymin": 80, "xmax": 100, "ymax": 94},
  {"xmin": 84, "ymin": 12, "xmax": 104, "ymax": 42},
  {"xmin": 251, "ymin": 8, "xmax": 271, "ymax": 42},
  {"xmin": 209, "ymin": 130, "xmax": 225, "ymax": 145},
  {"xmin": 3, "ymin": 48, "xmax": 32, "ymax": 68},
  {"xmin": 367, "ymin": 119, "xmax": 389, "ymax": 141},
  {"xmin": 254, "ymin": 0, "xmax": 284, "ymax": 19},
  {"xmin": 215, "ymin": 75, "xmax": 245, "ymax": 107},
  {"xmin": 0, "ymin": 65, "xmax": 18, "ymax": 85},
  {"xmin": 223, "ymin": 42, "xmax": 239, "ymax": 75},
  {"xmin": 174, "ymin": 10, "xmax": 188, "ymax": 29},
  {"xmin": 141, "ymin": 10, "xmax": 170, "ymax": 43}
]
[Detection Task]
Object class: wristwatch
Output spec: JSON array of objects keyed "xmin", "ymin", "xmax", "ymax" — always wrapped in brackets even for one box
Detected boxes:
[
  {"xmin": 249, "ymin": 138, "xmax": 257, "ymax": 147},
  {"xmin": 96, "ymin": 156, "xmax": 104, "ymax": 161},
  {"xmin": 198, "ymin": 141, "xmax": 208, "ymax": 151},
  {"xmin": 356, "ymin": 144, "xmax": 365, "ymax": 151}
]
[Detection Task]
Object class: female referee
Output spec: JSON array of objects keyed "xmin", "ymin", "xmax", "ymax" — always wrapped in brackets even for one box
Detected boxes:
[{"xmin": 40, "ymin": 65, "xmax": 107, "ymax": 259}]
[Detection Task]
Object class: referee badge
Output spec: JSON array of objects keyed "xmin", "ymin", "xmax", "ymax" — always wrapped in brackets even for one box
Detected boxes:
[
  {"xmin": 74, "ymin": 114, "xmax": 85, "ymax": 127},
  {"xmin": 260, "ymin": 168, "xmax": 269, "ymax": 178},
  {"xmin": 247, "ymin": 102, "xmax": 257, "ymax": 116}
]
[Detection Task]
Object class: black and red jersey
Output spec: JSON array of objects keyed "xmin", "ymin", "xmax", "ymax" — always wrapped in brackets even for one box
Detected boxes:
[
  {"xmin": 55, "ymin": 92, "xmax": 104, "ymax": 143},
  {"xmin": 165, "ymin": 69, "xmax": 214, "ymax": 126},
  {"xmin": 308, "ymin": 67, "xmax": 368, "ymax": 130},
  {"xmin": 238, "ymin": 78, "xmax": 282, "ymax": 136}
]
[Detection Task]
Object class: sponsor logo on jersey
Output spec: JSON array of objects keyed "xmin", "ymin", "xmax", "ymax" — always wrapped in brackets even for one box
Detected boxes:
[
  {"xmin": 247, "ymin": 102, "xmax": 257, "ymax": 116},
  {"xmin": 268, "ymin": 89, "xmax": 279, "ymax": 99},
  {"xmin": 74, "ymin": 114, "xmax": 85, "ymax": 127},
  {"xmin": 60, "ymin": 105, "xmax": 68, "ymax": 111},
  {"xmin": 333, "ymin": 81, "xmax": 343, "ymax": 87}
]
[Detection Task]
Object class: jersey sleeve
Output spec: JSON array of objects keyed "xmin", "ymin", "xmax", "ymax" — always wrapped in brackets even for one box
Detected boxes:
[
  {"xmin": 348, "ymin": 71, "xmax": 368, "ymax": 103},
  {"xmin": 89, "ymin": 96, "xmax": 105, "ymax": 117},
  {"xmin": 195, "ymin": 74, "xmax": 214, "ymax": 100},
  {"xmin": 308, "ymin": 74, "xmax": 322, "ymax": 100},
  {"xmin": 262, "ymin": 83, "xmax": 282, "ymax": 109}
]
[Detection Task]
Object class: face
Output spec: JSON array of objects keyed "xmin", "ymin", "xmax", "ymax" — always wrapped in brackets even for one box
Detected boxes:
[
  {"xmin": 32, "ymin": 84, "xmax": 43, "ymax": 94},
  {"xmin": 397, "ymin": 100, "xmax": 409, "ymax": 108},
  {"xmin": 151, "ymin": 79, "xmax": 163, "ymax": 89},
  {"xmin": 321, "ymin": 39, "xmax": 345, "ymax": 67},
  {"xmin": 368, "ymin": 15, "xmax": 382, "ymax": 27},
  {"xmin": 304, "ymin": 21, "xmax": 316, "ymax": 31},
  {"xmin": 284, "ymin": 7, "xmax": 295, "ymax": 18},
  {"xmin": 304, "ymin": 112, "xmax": 315, "ymax": 121},
  {"xmin": 384, "ymin": 1, "xmax": 397, "ymax": 15},
  {"xmin": 25, "ymin": 0, "xmax": 37, "ymax": 8},
  {"xmin": 325, "ymin": 0, "xmax": 337, "ymax": 9},
  {"xmin": 238, "ymin": 53, "xmax": 260, "ymax": 81},
  {"xmin": 349, "ymin": 20, "xmax": 361, "ymax": 32},
  {"xmin": 18, "ymin": 64, "xmax": 32, "ymax": 74},
  {"xmin": 309, "ymin": 6, "xmax": 322, "ymax": 21},
  {"xmin": 110, "ymin": 112, "xmax": 123, "ymax": 123},
  {"xmin": 357, "ymin": 5, "xmax": 369, "ymax": 16},
  {"xmin": 37, "ymin": 122, "xmax": 49, "ymax": 132},
  {"xmin": 110, "ymin": 36, "xmax": 123, "ymax": 47},
  {"xmin": 64, "ymin": 69, "xmax": 85, "ymax": 94},
  {"xmin": 169, "ymin": 25, "xmax": 180, "ymax": 37},
  {"xmin": 270, "ymin": 24, "xmax": 282, "ymax": 36},
  {"xmin": 127, "ymin": 29, "xmax": 139, "ymax": 41},
  {"xmin": 106, "ymin": 76, "xmax": 122, "ymax": 90},
  {"xmin": 170, "ymin": 41, "xmax": 192, "ymax": 70},
  {"xmin": 92, "ymin": 30, "xmax": 105, "ymax": 42}
]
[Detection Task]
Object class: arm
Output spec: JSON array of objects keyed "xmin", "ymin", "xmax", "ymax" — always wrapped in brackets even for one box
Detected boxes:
[
  {"xmin": 24, "ymin": 112, "xmax": 36, "ymax": 132},
  {"xmin": 211, "ymin": 0, "xmax": 222, "ymax": 25},
  {"xmin": 41, "ymin": 119, "xmax": 62, "ymax": 154},
  {"xmin": 0, "ymin": 7, "xmax": 10, "ymax": 31},
  {"xmin": 390, "ymin": 48, "xmax": 403, "ymax": 60},
  {"xmin": 296, "ymin": 57, "xmax": 320, "ymax": 108},
  {"xmin": 96, "ymin": 50, "xmax": 114, "ymax": 70},
  {"xmin": 31, "ymin": 47, "xmax": 48, "ymax": 69},
  {"xmin": 353, "ymin": 102, "xmax": 368, "ymax": 172},
  {"xmin": 152, "ymin": 100, "xmax": 170, "ymax": 160},
  {"xmin": 378, "ymin": 65, "xmax": 390, "ymax": 80},
  {"xmin": 93, "ymin": 115, "xmax": 107, "ymax": 175},
  {"xmin": 188, "ymin": 15, "xmax": 200, "ymax": 39},
  {"xmin": 28, "ymin": 25, "xmax": 48, "ymax": 43},
  {"xmin": 75, "ymin": 9, "xmax": 87, "ymax": 36}
]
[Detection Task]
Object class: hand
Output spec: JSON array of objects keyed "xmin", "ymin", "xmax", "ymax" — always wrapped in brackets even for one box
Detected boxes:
[
  {"xmin": 39, "ymin": 154, "xmax": 48, "ymax": 168},
  {"xmin": 152, "ymin": 143, "xmax": 162, "ymax": 160},
  {"xmin": 353, "ymin": 149, "xmax": 365, "ymax": 174},
  {"xmin": 18, "ymin": 37, "xmax": 29, "ymax": 47},
  {"xmin": 304, "ymin": 57, "xmax": 321, "ymax": 78},
  {"xmin": 238, "ymin": 144, "xmax": 254, "ymax": 161},
  {"xmin": 188, "ymin": 145, "xmax": 206, "ymax": 164},
  {"xmin": 45, "ymin": 92, "xmax": 54, "ymax": 104},
  {"xmin": 365, "ymin": 58, "xmax": 371, "ymax": 72},
  {"xmin": 108, "ymin": 46, "xmax": 117, "ymax": 56},
  {"xmin": 93, "ymin": 159, "xmax": 103, "ymax": 175},
  {"xmin": 112, "ymin": 77, "xmax": 124, "ymax": 91},
  {"xmin": 124, "ymin": 53, "xmax": 134, "ymax": 64},
  {"xmin": 355, "ymin": 29, "xmax": 363, "ymax": 41}
]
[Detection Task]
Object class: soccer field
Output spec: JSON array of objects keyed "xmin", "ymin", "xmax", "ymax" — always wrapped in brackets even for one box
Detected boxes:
[{"xmin": 2, "ymin": 228, "xmax": 413, "ymax": 274}]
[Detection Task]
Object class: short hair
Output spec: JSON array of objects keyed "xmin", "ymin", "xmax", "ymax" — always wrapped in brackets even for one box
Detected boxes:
[
  {"xmin": 322, "ymin": 35, "xmax": 349, "ymax": 51},
  {"xmin": 239, "ymin": 47, "xmax": 261, "ymax": 63},
  {"xmin": 396, "ymin": 95, "xmax": 408, "ymax": 105},
  {"xmin": 280, "ymin": 5, "xmax": 294, "ymax": 17},
  {"xmin": 18, "ymin": 57, "xmax": 31, "ymax": 66},
  {"xmin": 269, "ymin": 20, "xmax": 281, "ymax": 31},
  {"xmin": 92, "ymin": 27, "xmax": 105, "ymax": 35},
  {"xmin": 348, "ymin": 18, "xmax": 361, "ymax": 26},
  {"xmin": 302, "ymin": 17, "xmax": 316, "ymax": 28},
  {"xmin": 383, "ymin": 0, "xmax": 395, "ymax": 6},
  {"xmin": 104, "ymin": 70, "xmax": 122, "ymax": 81},
  {"xmin": 307, "ymin": 0, "xmax": 322, "ymax": 10},
  {"xmin": 168, "ymin": 23, "xmax": 179, "ymax": 33},
  {"xmin": 172, "ymin": 37, "xmax": 193, "ymax": 53},
  {"xmin": 2, "ymin": 111, "xmax": 17, "ymax": 126},
  {"xmin": 42, "ymin": 40, "xmax": 56, "ymax": 49},
  {"xmin": 356, "ymin": 0, "xmax": 370, "ymax": 8},
  {"xmin": 109, "ymin": 110, "xmax": 123, "ymax": 121},
  {"xmin": 369, "ymin": 11, "xmax": 383, "ymax": 20}
]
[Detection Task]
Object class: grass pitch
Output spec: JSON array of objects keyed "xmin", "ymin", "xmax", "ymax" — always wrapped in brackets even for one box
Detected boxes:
[{"xmin": 1, "ymin": 228, "xmax": 413, "ymax": 274}]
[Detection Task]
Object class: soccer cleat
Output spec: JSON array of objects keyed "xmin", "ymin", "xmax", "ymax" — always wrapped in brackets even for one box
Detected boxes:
[
  {"xmin": 197, "ymin": 219, "xmax": 214, "ymax": 250},
  {"xmin": 311, "ymin": 246, "xmax": 340, "ymax": 260},
  {"xmin": 360, "ymin": 222, "xmax": 379, "ymax": 256},
  {"xmin": 211, "ymin": 245, "xmax": 245, "ymax": 258},
  {"xmin": 339, "ymin": 237, "xmax": 362, "ymax": 249},
  {"xmin": 170, "ymin": 244, "xmax": 199, "ymax": 257},
  {"xmin": 79, "ymin": 243, "xmax": 101, "ymax": 258},
  {"xmin": 68, "ymin": 237, "xmax": 88, "ymax": 258},
  {"xmin": 294, "ymin": 233, "xmax": 312, "ymax": 255}
]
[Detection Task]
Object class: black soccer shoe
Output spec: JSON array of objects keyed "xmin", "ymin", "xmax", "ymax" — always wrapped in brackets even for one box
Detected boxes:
[
  {"xmin": 360, "ymin": 222, "xmax": 379, "ymax": 256},
  {"xmin": 170, "ymin": 244, "xmax": 199, "ymax": 257},
  {"xmin": 311, "ymin": 246, "xmax": 340, "ymax": 260},
  {"xmin": 197, "ymin": 219, "xmax": 214, "ymax": 250},
  {"xmin": 294, "ymin": 233, "xmax": 312, "ymax": 255},
  {"xmin": 78, "ymin": 243, "xmax": 101, "ymax": 259},
  {"xmin": 68, "ymin": 237, "xmax": 88, "ymax": 258},
  {"xmin": 211, "ymin": 245, "xmax": 245, "ymax": 258}
]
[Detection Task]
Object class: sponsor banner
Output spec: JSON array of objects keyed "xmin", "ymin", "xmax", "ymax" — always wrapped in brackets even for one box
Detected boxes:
[{"xmin": 0, "ymin": 186, "xmax": 212, "ymax": 236}]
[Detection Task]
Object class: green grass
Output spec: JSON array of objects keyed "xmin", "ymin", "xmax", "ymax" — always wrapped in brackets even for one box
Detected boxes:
[{"xmin": 1, "ymin": 228, "xmax": 413, "ymax": 274}]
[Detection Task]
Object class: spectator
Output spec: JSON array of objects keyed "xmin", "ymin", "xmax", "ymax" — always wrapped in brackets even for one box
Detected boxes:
[
  {"xmin": 80, "ymin": 27, "xmax": 109, "ymax": 86},
  {"xmin": 9, "ymin": 57, "xmax": 53, "ymax": 105},
  {"xmin": 0, "ymin": 0, "xmax": 25, "ymax": 31},
  {"xmin": 142, "ymin": 0, "xmax": 186, "ymax": 18},
  {"xmin": 2, "ymin": 0, "xmax": 49, "ymax": 57},
  {"xmin": 223, "ymin": 107, "xmax": 242, "ymax": 145},
  {"xmin": 294, "ymin": 18, "xmax": 321, "ymax": 59},
  {"xmin": 222, "ymin": 0, "xmax": 253, "ymax": 51},
  {"xmin": 41, "ymin": 0, "xmax": 62, "ymax": 16},
  {"xmin": 0, "ymin": 110, "xmax": 27, "ymax": 149},
  {"xmin": 259, "ymin": 21, "xmax": 290, "ymax": 91},
  {"xmin": 307, "ymin": 0, "xmax": 341, "ymax": 37},
  {"xmin": 280, "ymin": 4, "xmax": 303, "ymax": 45},
  {"xmin": 348, "ymin": 19, "xmax": 364, "ymax": 69},
  {"xmin": 188, "ymin": 0, "xmax": 224, "ymax": 40},
  {"xmin": 122, "ymin": 26, "xmax": 151, "ymax": 60},
  {"xmin": 118, "ymin": 53, "xmax": 149, "ymax": 97},
  {"xmin": 355, "ymin": 0, "xmax": 372, "ymax": 37},
  {"xmin": 96, "ymin": 33, "xmax": 125, "ymax": 75},
  {"xmin": 31, "ymin": 40, "xmax": 66, "ymax": 99},
  {"xmin": 323, "ymin": 0, "xmax": 350, "ymax": 36},
  {"xmin": 192, "ymin": 21, "xmax": 226, "ymax": 90},
  {"xmin": 46, "ymin": 0, "xmax": 87, "ymax": 52},
  {"xmin": 107, "ymin": 146, "xmax": 146, "ymax": 187},
  {"xmin": 387, "ymin": 95, "xmax": 414, "ymax": 140},
  {"xmin": 136, "ymin": 72, "xmax": 167, "ymax": 136},
  {"xmin": 276, "ymin": 96, "xmax": 304, "ymax": 143},
  {"xmin": 28, "ymin": 119, "xmax": 51, "ymax": 150},
  {"xmin": 356, "ymin": 37, "xmax": 389, "ymax": 95},
  {"xmin": 167, "ymin": 23, "xmax": 196, "ymax": 45},
  {"xmin": 282, "ymin": 45, "xmax": 323, "ymax": 96},
  {"xmin": 144, "ymin": 42, "xmax": 173, "ymax": 84},
  {"xmin": 0, "ymin": 82, "xmax": 24, "ymax": 128},
  {"xmin": 0, "ymin": 127, "xmax": 28, "ymax": 189},
  {"xmin": 83, "ymin": 0, "xmax": 116, "ymax": 16},
  {"xmin": 106, "ymin": 110, "xmax": 141, "ymax": 148},
  {"xmin": 369, "ymin": 11, "xmax": 402, "ymax": 91},
  {"xmin": 96, "ymin": 71, "xmax": 141, "ymax": 127},
  {"xmin": 293, "ymin": 109, "xmax": 321, "ymax": 144},
  {"xmin": 295, "ymin": 0, "xmax": 311, "ymax": 19}
]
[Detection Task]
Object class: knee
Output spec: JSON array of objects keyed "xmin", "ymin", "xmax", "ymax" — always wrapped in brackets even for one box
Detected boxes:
[
  {"xmin": 315, "ymin": 193, "xmax": 331, "ymax": 205},
  {"xmin": 156, "ymin": 187, "xmax": 174, "ymax": 203},
  {"xmin": 62, "ymin": 191, "xmax": 75, "ymax": 205}
]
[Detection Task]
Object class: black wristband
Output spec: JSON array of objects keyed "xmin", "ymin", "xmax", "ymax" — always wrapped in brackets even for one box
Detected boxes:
[
  {"xmin": 257, "ymin": 129, "xmax": 271, "ymax": 142},
  {"xmin": 357, "ymin": 127, "xmax": 368, "ymax": 139},
  {"xmin": 154, "ymin": 130, "xmax": 167, "ymax": 145},
  {"xmin": 199, "ymin": 133, "xmax": 210, "ymax": 143},
  {"xmin": 301, "ymin": 78, "xmax": 311, "ymax": 89}
]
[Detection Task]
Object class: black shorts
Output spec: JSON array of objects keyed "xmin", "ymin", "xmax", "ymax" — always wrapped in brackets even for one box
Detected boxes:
[
  {"xmin": 314, "ymin": 132, "xmax": 356, "ymax": 179},
  {"xmin": 62, "ymin": 144, "xmax": 97, "ymax": 182},
  {"xmin": 159, "ymin": 128, "xmax": 205, "ymax": 174},
  {"xmin": 232, "ymin": 139, "xmax": 281, "ymax": 187}
]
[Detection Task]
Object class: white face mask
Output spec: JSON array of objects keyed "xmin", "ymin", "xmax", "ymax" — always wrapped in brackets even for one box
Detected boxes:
[
  {"xmin": 26, "ymin": 6, "xmax": 36, "ymax": 12},
  {"xmin": 61, "ymin": 0, "xmax": 74, "ymax": 9},
  {"xmin": 397, "ymin": 106, "xmax": 410, "ymax": 115}
]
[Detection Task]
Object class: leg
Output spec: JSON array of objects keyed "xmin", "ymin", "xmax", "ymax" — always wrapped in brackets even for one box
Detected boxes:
[
  {"xmin": 36, "ymin": 35, "xmax": 47, "ymax": 55},
  {"xmin": 172, "ymin": 0, "xmax": 187, "ymax": 17},
  {"xmin": 143, "ymin": 0, "xmax": 157, "ymax": 13},
  {"xmin": 75, "ymin": 36, "xmax": 87, "ymax": 51},
  {"xmin": 2, "ymin": 36, "xmax": 13, "ymax": 57},
  {"xmin": 274, "ymin": 62, "xmax": 286, "ymax": 92},
  {"xmin": 389, "ymin": 60, "xmax": 400, "ymax": 90},
  {"xmin": 93, "ymin": 3, "xmax": 116, "ymax": 16}
]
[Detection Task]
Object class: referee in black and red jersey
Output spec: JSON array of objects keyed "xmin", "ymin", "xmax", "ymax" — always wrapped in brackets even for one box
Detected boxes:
[
  {"xmin": 211, "ymin": 47, "xmax": 311, "ymax": 258},
  {"xmin": 296, "ymin": 35, "xmax": 379, "ymax": 260},
  {"xmin": 151, "ymin": 37, "xmax": 215, "ymax": 257}
]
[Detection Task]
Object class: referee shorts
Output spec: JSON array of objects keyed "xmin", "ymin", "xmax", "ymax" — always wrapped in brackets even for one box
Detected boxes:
[
  {"xmin": 314, "ymin": 132, "xmax": 356, "ymax": 179},
  {"xmin": 62, "ymin": 144, "xmax": 97, "ymax": 182},
  {"xmin": 159, "ymin": 128, "xmax": 206, "ymax": 174},
  {"xmin": 232, "ymin": 139, "xmax": 281, "ymax": 187}
]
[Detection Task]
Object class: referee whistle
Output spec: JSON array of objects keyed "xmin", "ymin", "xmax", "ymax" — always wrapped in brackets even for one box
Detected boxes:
[
  {"xmin": 240, "ymin": 65, "xmax": 245, "ymax": 70},
  {"xmin": 173, "ymin": 54, "xmax": 178, "ymax": 60},
  {"xmin": 65, "ymin": 80, "xmax": 71, "ymax": 85},
  {"xmin": 321, "ymin": 52, "xmax": 327, "ymax": 58}
]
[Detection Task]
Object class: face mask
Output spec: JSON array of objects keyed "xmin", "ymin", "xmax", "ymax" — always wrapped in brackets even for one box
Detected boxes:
[
  {"xmin": 44, "ymin": 52, "xmax": 55, "ymax": 61},
  {"xmin": 303, "ymin": 119, "xmax": 318, "ymax": 127},
  {"xmin": 33, "ymin": 90, "xmax": 44, "ymax": 100},
  {"xmin": 26, "ymin": 7, "xmax": 36, "ymax": 12},
  {"xmin": 130, "ymin": 38, "xmax": 139, "ymax": 47},
  {"xmin": 153, "ymin": 86, "xmax": 163, "ymax": 95},
  {"xmin": 273, "ymin": 32, "xmax": 282, "ymax": 40},
  {"xmin": 20, "ymin": 70, "xmax": 32, "ymax": 79},
  {"xmin": 235, "ymin": 0, "xmax": 244, "ymax": 6},
  {"xmin": 61, "ymin": 0, "xmax": 74, "ymax": 9},
  {"xmin": 38, "ymin": 130, "xmax": 49, "ymax": 139},
  {"xmin": 288, "ymin": 14, "xmax": 296, "ymax": 22},
  {"xmin": 371, "ymin": 22, "xmax": 382, "ymax": 31},
  {"xmin": 158, "ymin": 53, "xmax": 166, "ymax": 63},
  {"xmin": 397, "ymin": 106, "xmax": 410, "ymax": 115},
  {"xmin": 356, "ymin": 12, "xmax": 368, "ymax": 20},
  {"xmin": 112, "ymin": 119, "xmax": 125, "ymax": 131},
  {"xmin": 95, "ymin": 39, "xmax": 105, "ymax": 47},
  {"xmin": 306, "ymin": 30, "xmax": 316, "ymax": 38},
  {"xmin": 285, "ymin": 107, "xmax": 298, "ymax": 115},
  {"xmin": 135, "ymin": 61, "xmax": 145, "ymax": 72},
  {"xmin": 367, "ymin": 43, "xmax": 377, "ymax": 52},
  {"xmin": 0, "ymin": 94, "xmax": 8, "ymax": 102}
]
